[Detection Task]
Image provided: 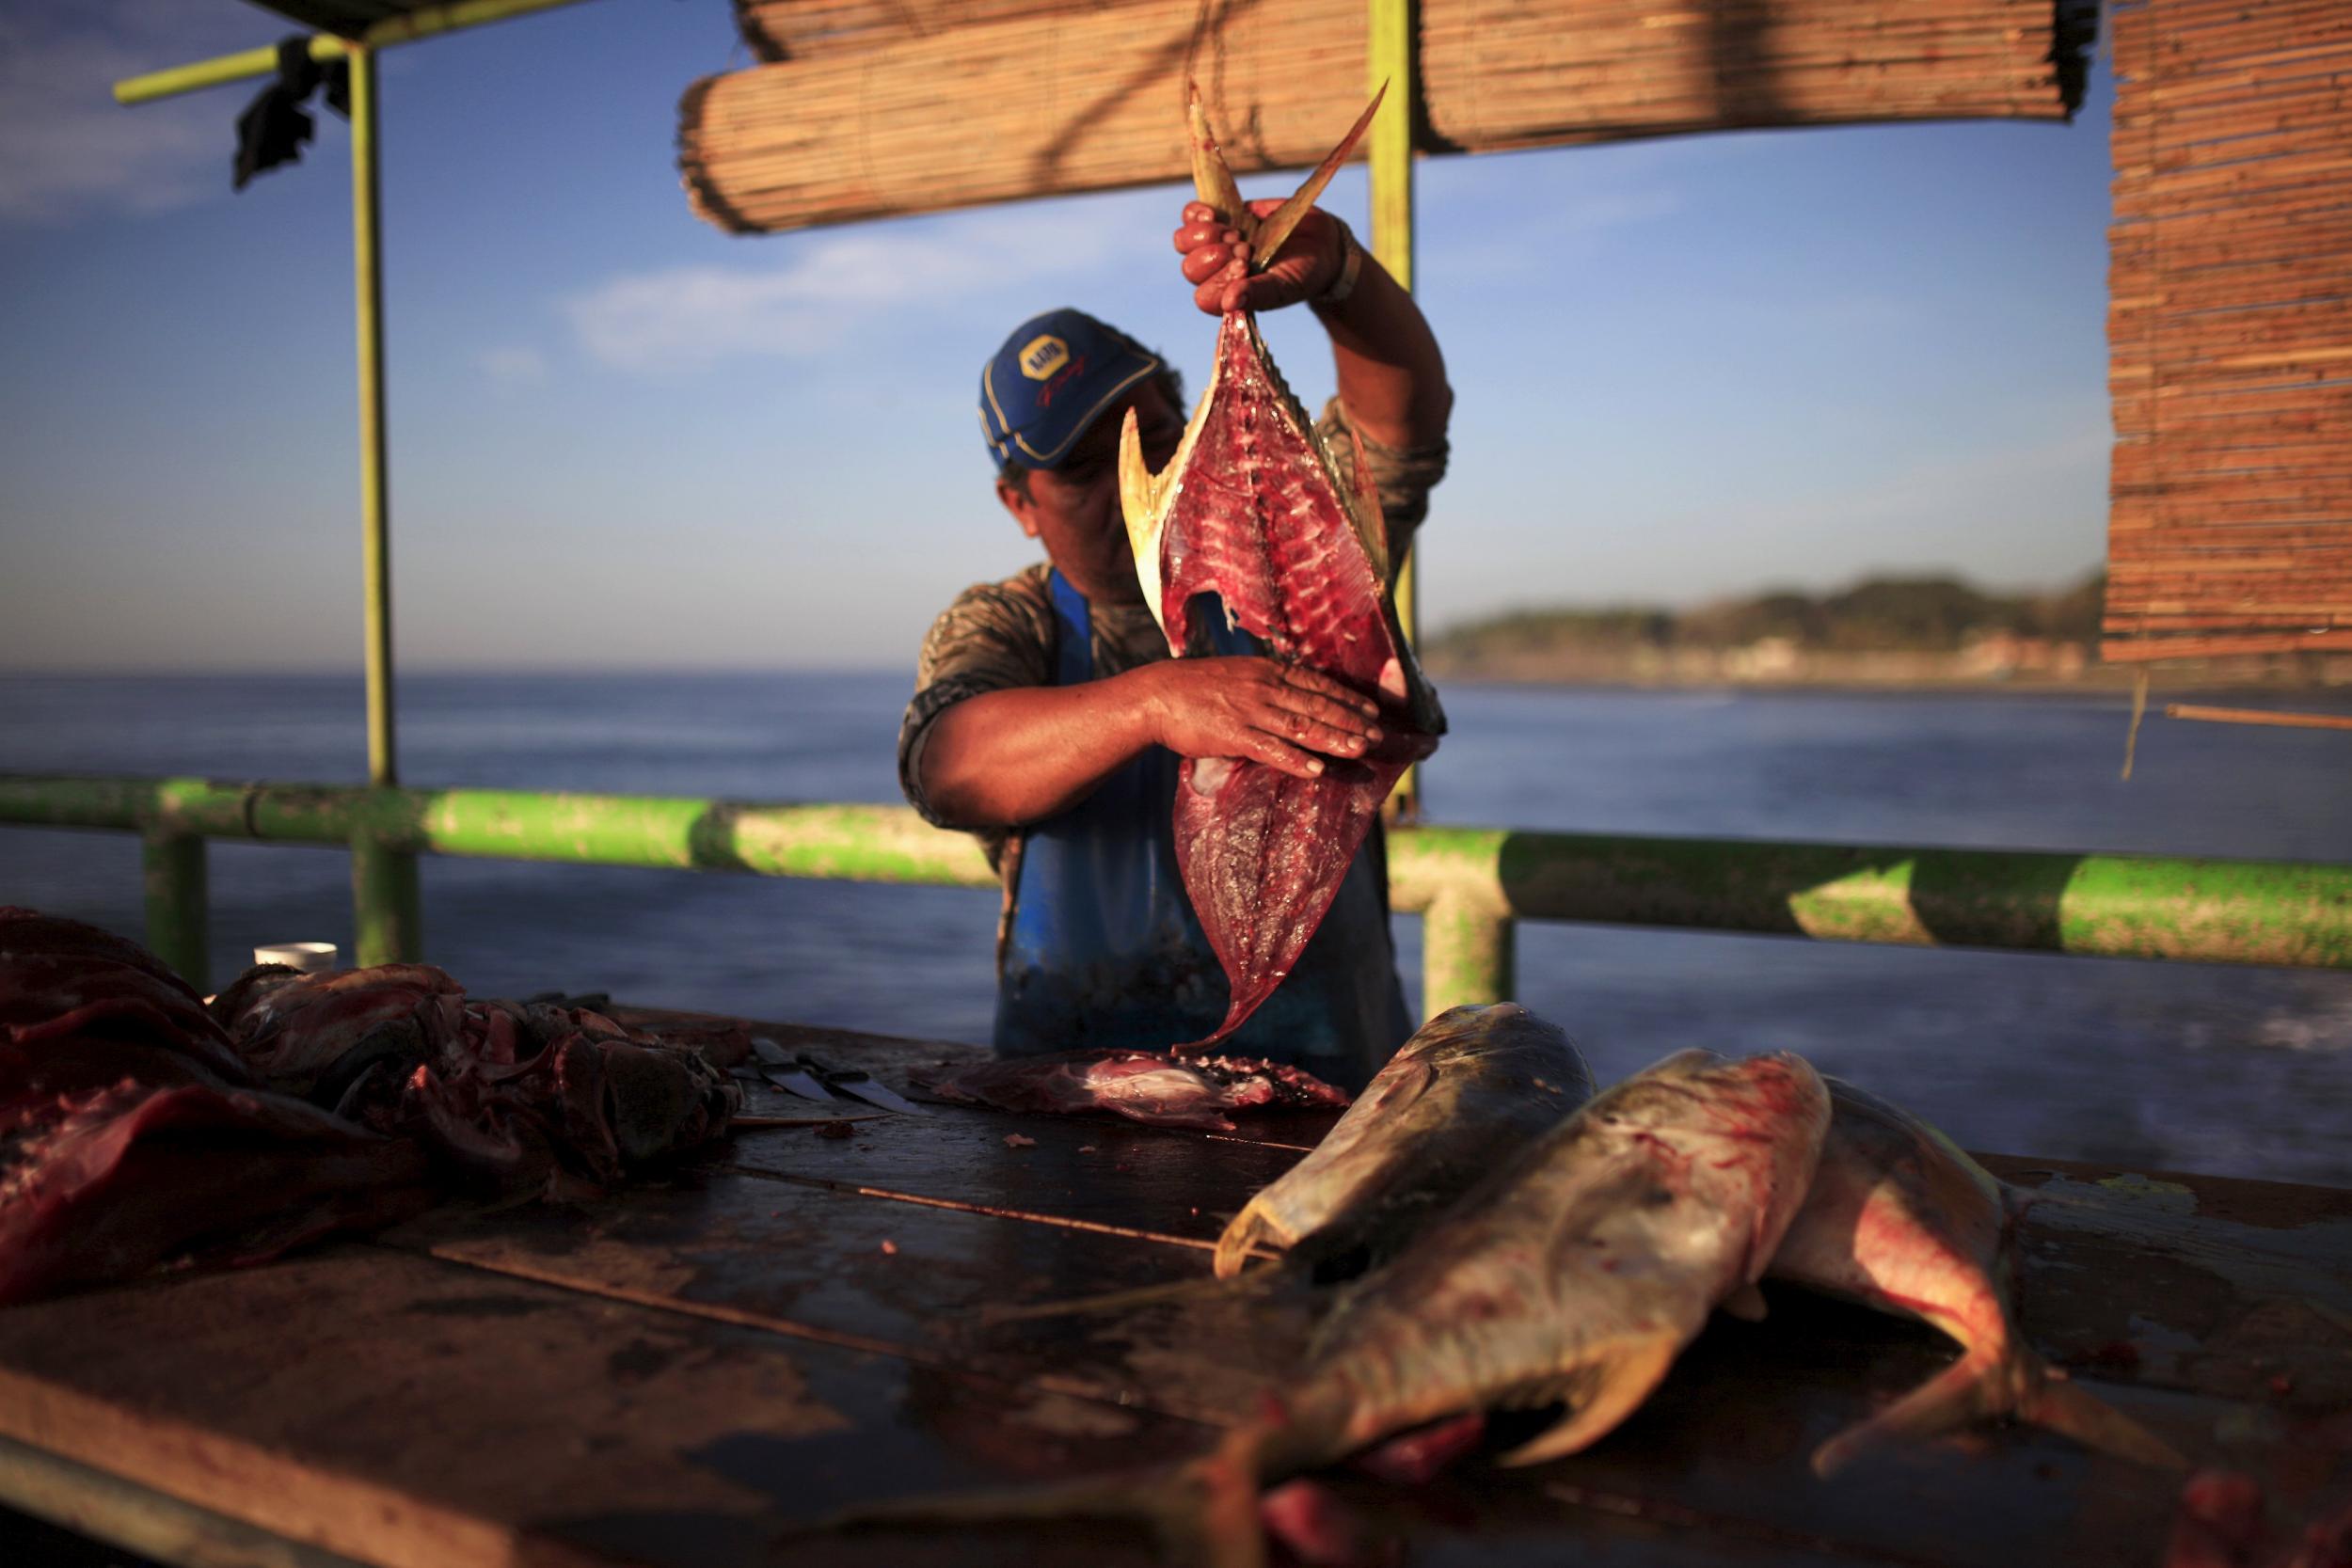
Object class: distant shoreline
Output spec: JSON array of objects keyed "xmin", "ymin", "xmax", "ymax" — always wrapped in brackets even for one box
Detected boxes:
[{"xmin": 1425, "ymin": 662, "xmax": 2352, "ymax": 701}]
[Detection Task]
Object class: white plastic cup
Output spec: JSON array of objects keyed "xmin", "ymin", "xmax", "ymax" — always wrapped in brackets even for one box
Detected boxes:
[{"xmin": 254, "ymin": 942, "xmax": 340, "ymax": 974}]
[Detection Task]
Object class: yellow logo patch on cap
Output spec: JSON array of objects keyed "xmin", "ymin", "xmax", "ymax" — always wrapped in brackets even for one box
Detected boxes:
[{"xmin": 1018, "ymin": 334, "xmax": 1070, "ymax": 381}]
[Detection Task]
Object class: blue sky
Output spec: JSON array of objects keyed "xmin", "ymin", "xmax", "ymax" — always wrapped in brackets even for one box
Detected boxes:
[{"xmin": 0, "ymin": 0, "xmax": 2118, "ymax": 673}]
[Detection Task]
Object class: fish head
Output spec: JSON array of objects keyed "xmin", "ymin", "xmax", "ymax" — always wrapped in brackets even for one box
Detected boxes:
[
  {"xmin": 1002, "ymin": 374, "xmax": 1186, "ymax": 611},
  {"xmin": 1609, "ymin": 1049, "xmax": 1831, "ymax": 1282}
]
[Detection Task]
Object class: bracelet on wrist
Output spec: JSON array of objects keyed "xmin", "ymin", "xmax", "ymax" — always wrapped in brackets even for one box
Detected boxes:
[{"xmin": 1316, "ymin": 221, "xmax": 1363, "ymax": 306}]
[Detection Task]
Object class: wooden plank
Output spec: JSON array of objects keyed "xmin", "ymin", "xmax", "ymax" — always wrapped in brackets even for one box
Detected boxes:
[
  {"xmin": 385, "ymin": 1137, "xmax": 2343, "ymax": 1568},
  {"xmin": 376, "ymin": 1167, "xmax": 1296, "ymax": 1427},
  {"xmin": 0, "ymin": 1246, "xmax": 1212, "ymax": 1568},
  {"xmin": 1980, "ymin": 1156, "xmax": 2352, "ymax": 1408},
  {"xmin": 0, "ymin": 1433, "xmax": 372, "ymax": 1568}
]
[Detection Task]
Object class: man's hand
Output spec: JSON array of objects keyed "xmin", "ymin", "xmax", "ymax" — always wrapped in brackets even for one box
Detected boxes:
[
  {"xmin": 1136, "ymin": 656, "xmax": 1383, "ymax": 779},
  {"xmin": 1174, "ymin": 198, "xmax": 1348, "ymax": 317}
]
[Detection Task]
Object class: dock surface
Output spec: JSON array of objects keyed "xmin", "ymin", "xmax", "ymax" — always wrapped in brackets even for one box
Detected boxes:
[{"xmin": 1, "ymin": 1013, "xmax": 2347, "ymax": 1567}]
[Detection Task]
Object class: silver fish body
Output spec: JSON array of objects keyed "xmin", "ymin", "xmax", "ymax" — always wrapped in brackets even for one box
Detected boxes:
[
  {"xmin": 1233, "ymin": 1049, "xmax": 1830, "ymax": 1492},
  {"xmin": 1769, "ymin": 1076, "xmax": 2185, "ymax": 1475},
  {"xmin": 1212, "ymin": 1002, "xmax": 1594, "ymax": 1279}
]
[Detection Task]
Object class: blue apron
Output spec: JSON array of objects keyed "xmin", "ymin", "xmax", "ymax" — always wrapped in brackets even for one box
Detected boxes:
[{"xmin": 992, "ymin": 570, "xmax": 1410, "ymax": 1090}]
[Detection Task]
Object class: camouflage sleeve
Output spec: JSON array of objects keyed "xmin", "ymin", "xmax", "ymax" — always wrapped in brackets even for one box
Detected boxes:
[
  {"xmin": 1319, "ymin": 396, "xmax": 1450, "ymax": 562},
  {"xmin": 898, "ymin": 572, "xmax": 1056, "ymax": 839}
]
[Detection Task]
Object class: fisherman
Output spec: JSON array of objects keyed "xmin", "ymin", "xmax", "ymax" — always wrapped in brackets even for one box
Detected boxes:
[{"xmin": 897, "ymin": 197, "xmax": 1452, "ymax": 1090}]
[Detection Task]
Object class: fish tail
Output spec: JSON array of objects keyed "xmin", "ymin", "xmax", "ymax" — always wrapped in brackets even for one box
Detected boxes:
[
  {"xmin": 1812, "ymin": 1347, "xmax": 2185, "ymax": 1477},
  {"xmin": 2013, "ymin": 1358, "xmax": 2188, "ymax": 1471},
  {"xmin": 812, "ymin": 1433, "xmax": 1271, "ymax": 1568},
  {"xmin": 1811, "ymin": 1353, "xmax": 1999, "ymax": 1478}
]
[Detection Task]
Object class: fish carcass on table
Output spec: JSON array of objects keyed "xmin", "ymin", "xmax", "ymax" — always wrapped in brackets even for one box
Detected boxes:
[
  {"xmin": 1119, "ymin": 85, "xmax": 1447, "ymax": 1051},
  {"xmin": 0, "ymin": 912, "xmax": 434, "ymax": 1306},
  {"xmin": 211, "ymin": 964, "xmax": 741, "ymax": 1198},
  {"xmin": 911, "ymin": 1049, "xmax": 1348, "ymax": 1132},
  {"xmin": 1213, "ymin": 1002, "xmax": 1594, "ymax": 1279},
  {"xmin": 836, "ymin": 1049, "xmax": 1828, "ymax": 1568},
  {"xmin": 1768, "ymin": 1076, "xmax": 2185, "ymax": 1475}
]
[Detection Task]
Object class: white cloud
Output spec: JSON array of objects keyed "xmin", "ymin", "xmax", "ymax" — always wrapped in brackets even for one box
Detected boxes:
[
  {"xmin": 0, "ymin": 3, "xmax": 269, "ymax": 224},
  {"xmin": 564, "ymin": 210, "xmax": 1141, "ymax": 372},
  {"xmin": 480, "ymin": 345, "xmax": 548, "ymax": 387}
]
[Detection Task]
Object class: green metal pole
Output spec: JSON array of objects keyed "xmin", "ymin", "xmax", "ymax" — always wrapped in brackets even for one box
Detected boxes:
[
  {"xmin": 1421, "ymin": 890, "xmax": 1513, "ymax": 1017},
  {"xmin": 1368, "ymin": 0, "xmax": 1422, "ymax": 821},
  {"xmin": 140, "ymin": 832, "xmax": 209, "ymax": 992},
  {"xmin": 349, "ymin": 44, "xmax": 421, "ymax": 967}
]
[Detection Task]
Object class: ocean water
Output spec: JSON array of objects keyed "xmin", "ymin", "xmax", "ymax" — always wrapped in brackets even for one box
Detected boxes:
[{"xmin": 3, "ymin": 673, "xmax": 2348, "ymax": 1186}]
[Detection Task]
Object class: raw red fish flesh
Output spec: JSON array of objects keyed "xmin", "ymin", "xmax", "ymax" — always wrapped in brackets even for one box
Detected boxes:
[
  {"xmin": 912, "ymin": 1050, "xmax": 1348, "ymax": 1132},
  {"xmin": 0, "ymin": 911, "xmax": 741, "ymax": 1304},
  {"xmin": 1119, "ymin": 88, "xmax": 1444, "ymax": 1049}
]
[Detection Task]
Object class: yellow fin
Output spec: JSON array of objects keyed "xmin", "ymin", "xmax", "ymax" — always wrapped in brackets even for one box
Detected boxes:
[
  {"xmin": 1495, "ymin": 1330, "xmax": 1682, "ymax": 1466},
  {"xmin": 1185, "ymin": 80, "xmax": 1250, "ymax": 243},
  {"xmin": 1117, "ymin": 405, "xmax": 1170, "ymax": 641},
  {"xmin": 1251, "ymin": 82, "xmax": 1386, "ymax": 269}
]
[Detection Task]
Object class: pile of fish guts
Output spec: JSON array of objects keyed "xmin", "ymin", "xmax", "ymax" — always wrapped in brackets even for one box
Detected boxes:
[{"xmin": 832, "ymin": 1004, "xmax": 2186, "ymax": 1566}]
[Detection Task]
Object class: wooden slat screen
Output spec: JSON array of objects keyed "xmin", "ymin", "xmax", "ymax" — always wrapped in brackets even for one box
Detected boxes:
[
  {"xmin": 2103, "ymin": 0, "xmax": 2352, "ymax": 662},
  {"xmin": 682, "ymin": 0, "xmax": 2093, "ymax": 236}
]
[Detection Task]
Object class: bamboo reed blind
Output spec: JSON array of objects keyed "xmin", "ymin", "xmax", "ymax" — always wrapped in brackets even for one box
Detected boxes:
[
  {"xmin": 2102, "ymin": 0, "xmax": 2352, "ymax": 662},
  {"xmin": 683, "ymin": 0, "xmax": 2093, "ymax": 236}
]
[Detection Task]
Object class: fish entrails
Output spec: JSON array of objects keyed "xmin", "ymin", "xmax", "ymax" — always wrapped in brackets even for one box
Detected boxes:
[
  {"xmin": 1120, "ymin": 85, "xmax": 1445, "ymax": 1051},
  {"xmin": 1769, "ymin": 1077, "xmax": 2186, "ymax": 1475}
]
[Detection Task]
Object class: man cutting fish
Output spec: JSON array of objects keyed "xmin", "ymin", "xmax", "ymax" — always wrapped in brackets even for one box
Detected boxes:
[{"xmin": 897, "ymin": 194, "xmax": 1452, "ymax": 1089}]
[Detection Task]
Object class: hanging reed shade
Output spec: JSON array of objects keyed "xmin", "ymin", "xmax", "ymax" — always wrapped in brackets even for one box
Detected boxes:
[
  {"xmin": 682, "ymin": 0, "xmax": 2094, "ymax": 236},
  {"xmin": 2103, "ymin": 0, "xmax": 2352, "ymax": 662}
]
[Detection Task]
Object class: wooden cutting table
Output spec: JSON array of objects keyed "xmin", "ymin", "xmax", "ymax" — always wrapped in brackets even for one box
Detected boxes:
[{"xmin": 0, "ymin": 1014, "xmax": 2347, "ymax": 1568}]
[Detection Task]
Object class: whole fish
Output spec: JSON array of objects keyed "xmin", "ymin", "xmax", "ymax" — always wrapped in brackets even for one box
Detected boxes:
[
  {"xmin": 1769, "ymin": 1076, "xmax": 2185, "ymax": 1475},
  {"xmin": 1119, "ymin": 86, "xmax": 1445, "ymax": 1051},
  {"xmin": 1212, "ymin": 1002, "xmax": 1594, "ymax": 1279},
  {"xmin": 837, "ymin": 1049, "xmax": 1827, "ymax": 1568}
]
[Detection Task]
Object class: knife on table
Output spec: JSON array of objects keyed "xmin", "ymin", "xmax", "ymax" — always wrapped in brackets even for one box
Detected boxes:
[
  {"xmin": 792, "ymin": 1050, "xmax": 929, "ymax": 1117},
  {"xmin": 748, "ymin": 1037, "xmax": 834, "ymax": 1102}
]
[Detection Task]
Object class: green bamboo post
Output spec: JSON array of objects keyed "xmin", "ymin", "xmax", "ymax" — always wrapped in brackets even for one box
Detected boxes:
[
  {"xmin": 1369, "ymin": 0, "xmax": 1422, "ymax": 821},
  {"xmin": 348, "ymin": 43, "xmax": 421, "ymax": 966}
]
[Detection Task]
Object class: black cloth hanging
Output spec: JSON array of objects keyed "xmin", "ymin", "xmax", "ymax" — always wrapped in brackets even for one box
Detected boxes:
[{"xmin": 232, "ymin": 36, "xmax": 352, "ymax": 191}]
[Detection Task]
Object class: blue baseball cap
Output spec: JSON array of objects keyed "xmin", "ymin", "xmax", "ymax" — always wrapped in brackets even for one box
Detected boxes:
[{"xmin": 978, "ymin": 308, "xmax": 1165, "ymax": 471}]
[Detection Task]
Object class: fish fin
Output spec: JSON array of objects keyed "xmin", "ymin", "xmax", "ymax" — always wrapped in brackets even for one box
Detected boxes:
[
  {"xmin": 2015, "ymin": 1364, "xmax": 2188, "ymax": 1472},
  {"xmin": 1250, "ymin": 83, "xmax": 1387, "ymax": 270},
  {"xmin": 1334, "ymin": 420, "xmax": 1390, "ymax": 587},
  {"xmin": 1719, "ymin": 1282, "xmax": 1770, "ymax": 1323},
  {"xmin": 1810, "ymin": 1346, "xmax": 2184, "ymax": 1478},
  {"xmin": 814, "ymin": 1437, "xmax": 1270, "ymax": 1568},
  {"xmin": 1495, "ymin": 1330, "xmax": 1683, "ymax": 1466},
  {"xmin": 1118, "ymin": 405, "xmax": 1172, "ymax": 643},
  {"xmin": 980, "ymin": 1270, "xmax": 1263, "ymax": 1325},
  {"xmin": 1186, "ymin": 79, "xmax": 1251, "ymax": 244}
]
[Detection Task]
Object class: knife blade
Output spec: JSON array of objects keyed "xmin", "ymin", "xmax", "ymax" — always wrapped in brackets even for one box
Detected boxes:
[
  {"xmin": 807, "ymin": 1065, "xmax": 928, "ymax": 1117},
  {"xmin": 748, "ymin": 1037, "xmax": 834, "ymax": 1102}
]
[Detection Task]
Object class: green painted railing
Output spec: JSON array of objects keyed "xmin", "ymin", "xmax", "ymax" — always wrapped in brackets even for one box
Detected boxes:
[{"xmin": 4, "ymin": 772, "xmax": 2348, "ymax": 1009}]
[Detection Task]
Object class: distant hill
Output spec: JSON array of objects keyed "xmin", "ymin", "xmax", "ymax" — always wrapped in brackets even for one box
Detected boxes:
[{"xmin": 1424, "ymin": 572, "xmax": 2108, "ymax": 685}]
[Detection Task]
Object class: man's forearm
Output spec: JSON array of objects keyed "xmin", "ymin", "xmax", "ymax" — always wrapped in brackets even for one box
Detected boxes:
[
  {"xmin": 1315, "ymin": 248, "xmax": 1453, "ymax": 452},
  {"xmin": 917, "ymin": 673, "xmax": 1160, "ymax": 829}
]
